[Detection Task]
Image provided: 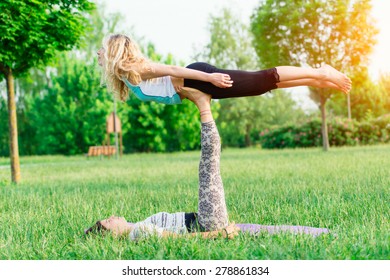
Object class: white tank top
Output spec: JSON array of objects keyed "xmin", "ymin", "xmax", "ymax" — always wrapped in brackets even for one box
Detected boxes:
[
  {"xmin": 124, "ymin": 76, "xmax": 182, "ymax": 105},
  {"xmin": 128, "ymin": 212, "xmax": 187, "ymax": 241},
  {"xmin": 139, "ymin": 76, "xmax": 177, "ymax": 98}
]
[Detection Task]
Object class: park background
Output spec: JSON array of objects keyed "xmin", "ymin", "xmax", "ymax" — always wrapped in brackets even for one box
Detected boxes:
[
  {"xmin": 0, "ymin": 0, "xmax": 389, "ymax": 260},
  {"xmin": 1, "ymin": 0, "xmax": 390, "ymax": 158}
]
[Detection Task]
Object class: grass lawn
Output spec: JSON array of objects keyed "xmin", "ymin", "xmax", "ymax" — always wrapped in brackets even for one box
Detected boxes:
[{"xmin": 0, "ymin": 145, "xmax": 389, "ymax": 260}]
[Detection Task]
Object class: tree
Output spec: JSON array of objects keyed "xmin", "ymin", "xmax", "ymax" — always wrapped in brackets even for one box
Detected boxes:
[
  {"xmin": 82, "ymin": 3, "xmax": 126, "ymax": 62},
  {"xmin": 0, "ymin": 0, "xmax": 95, "ymax": 182},
  {"xmin": 0, "ymin": 3, "xmax": 124, "ymax": 157},
  {"xmin": 378, "ymin": 73, "xmax": 390, "ymax": 115},
  {"xmin": 197, "ymin": 8, "xmax": 305, "ymax": 146},
  {"xmin": 251, "ymin": 0, "xmax": 378, "ymax": 150},
  {"xmin": 27, "ymin": 53, "xmax": 113, "ymax": 155}
]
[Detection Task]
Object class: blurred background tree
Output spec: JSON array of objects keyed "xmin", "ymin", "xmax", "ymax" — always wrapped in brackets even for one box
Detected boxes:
[
  {"xmin": 0, "ymin": 0, "xmax": 95, "ymax": 182},
  {"xmin": 196, "ymin": 8, "xmax": 306, "ymax": 147},
  {"xmin": 251, "ymin": 0, "xmax": 378, "ymax": 150}
]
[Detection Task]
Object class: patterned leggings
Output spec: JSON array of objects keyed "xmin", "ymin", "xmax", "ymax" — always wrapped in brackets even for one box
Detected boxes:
[{"xmin": 198, "ymin": 121, "xmax": 229, "ymax": 231}]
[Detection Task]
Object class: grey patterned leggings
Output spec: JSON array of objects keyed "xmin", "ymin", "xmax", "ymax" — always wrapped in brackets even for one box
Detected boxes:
[{"xmin": 198, "ymin": 121, "xmax": 229, "ymax": 231}]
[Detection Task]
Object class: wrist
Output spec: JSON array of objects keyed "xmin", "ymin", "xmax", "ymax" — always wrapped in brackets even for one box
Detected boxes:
[
  {"xmin": 222, "ymin": 228, "xmax": 229, "ymax": 240},
  {"xmin": 207, "ymin": 73, "xmax": 213, "ymax": 82}
]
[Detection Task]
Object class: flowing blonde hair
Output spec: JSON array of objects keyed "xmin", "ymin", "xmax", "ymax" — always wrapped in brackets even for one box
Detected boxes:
[{"xmin": 101, "ymin": 34, "xmax": 151, "ymax": 101}]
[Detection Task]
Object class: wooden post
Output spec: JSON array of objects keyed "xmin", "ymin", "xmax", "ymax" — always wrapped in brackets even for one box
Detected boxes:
[
  {"xmin": 347, "ymin": 93, "xmax": 352, "ymax": 120},
  {"xmin": 106, "ymin": 112, "xmax": 123, "ymax": 157},
  {"xmin": 320, "ymin": 93, "xmax": 330, "ymax": 151}
]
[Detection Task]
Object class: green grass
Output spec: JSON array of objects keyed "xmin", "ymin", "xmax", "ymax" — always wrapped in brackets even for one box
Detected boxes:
[{"xmin": 0, "ymin": 145, "xmax": 389, "ymax": 260}]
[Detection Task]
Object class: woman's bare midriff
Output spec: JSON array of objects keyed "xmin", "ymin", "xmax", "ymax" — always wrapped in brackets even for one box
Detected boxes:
[{"xmin": 170, "ymin": 77, "xmax": 184, "ymax": 88}]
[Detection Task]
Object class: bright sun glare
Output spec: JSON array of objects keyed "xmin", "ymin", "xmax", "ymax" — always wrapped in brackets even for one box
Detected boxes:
[{"xmin": 369, "ymin": 0, "xmax": 390, "ymax": 78}]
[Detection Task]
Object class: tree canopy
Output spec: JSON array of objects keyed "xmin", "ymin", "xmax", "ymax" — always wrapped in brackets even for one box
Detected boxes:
[
  {"xmin": 0, "ymin": 0, "xmax": 95, "ymax": 183},
  {"xmin": 197, "ymin": 8, "xmax": 305, "ymax": 147},
  {"xmin": 0, "ymin": 0, "xmax": 95, "ymax": 77},
  {"xmin": 251, "ymin": 0, "xmax": 377, "ymax": 70},
  {"xmin": 251, "ymin": 0, "xmax": 378, "ymax": 150}
]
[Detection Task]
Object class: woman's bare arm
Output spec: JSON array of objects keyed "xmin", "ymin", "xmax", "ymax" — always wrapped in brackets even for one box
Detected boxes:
[
  {"xmin": 161, "ymin": 223, "xmax": 240, "ymax": 240},
  {"xmin": 141, "ymin": 63, "xmax": 233, "ymax": 88}
]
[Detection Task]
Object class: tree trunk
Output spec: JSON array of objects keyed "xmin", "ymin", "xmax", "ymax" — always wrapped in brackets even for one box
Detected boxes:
[
  {"xmin": 347, "ymin": 93, "xmax": 352, "ymax": 120},
  {"xmin": 5, "ymin": 69, "xmax": 21, "ymax": 183},
  {"xmin": 320, "ymin": 94, "xmax": 330, "ymax": 151},
  {"xmin": 245, "ymin": 124, "xmax": 251, "ymax": 147}
]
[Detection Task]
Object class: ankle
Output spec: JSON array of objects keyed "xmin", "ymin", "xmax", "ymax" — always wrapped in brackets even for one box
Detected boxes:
[
  {"xmin": 196, "ymin": 102, "xmax": 211, "ymax": 113},
  {"xmin": 200, "ymin": 110, "xmax": 213, "ymax": 123},
  {"xmin": 319, "ymin": 64, "xmax": 334, "ymax": 81}
]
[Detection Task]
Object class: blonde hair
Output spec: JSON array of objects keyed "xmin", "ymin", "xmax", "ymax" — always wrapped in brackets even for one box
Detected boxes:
[{"xmin": 101, "ymin": 34, "xmax": 151, "ymax": 101}]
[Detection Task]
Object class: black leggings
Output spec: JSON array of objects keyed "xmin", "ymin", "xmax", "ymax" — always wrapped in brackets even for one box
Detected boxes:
[{"xmin": 184, "ymin": 62, "xmax": 280, "ymax": 99}]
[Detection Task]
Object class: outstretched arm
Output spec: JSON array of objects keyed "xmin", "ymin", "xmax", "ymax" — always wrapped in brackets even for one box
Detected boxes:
[
  {"xmin": 161, "ymin": 223, "xmax": 240, "ymax": 240},
  {"xmin": 142, "ymin": 63, "xmax": 233, "ymax": 88},
  {"xmin": 194, "ymin": 222, "xmax": 240, "ymax": 240}
]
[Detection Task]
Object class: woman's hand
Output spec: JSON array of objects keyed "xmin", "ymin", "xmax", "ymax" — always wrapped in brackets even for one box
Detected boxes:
[
  {"xmin": 209, "ymin": 73, "xmax": 233, "ymax": 88},
  {"xmin": 171, "ymin": 77, "xmax": 184, "ymax": 92},
  {"xmin": 222, "ymin": 222, "xmax": 240, "ymax": 240}
]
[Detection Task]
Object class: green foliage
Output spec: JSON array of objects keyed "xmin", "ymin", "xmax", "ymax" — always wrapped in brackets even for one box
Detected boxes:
[
  {"xmin": 254, "ymin": 0, "xmax": 378, "ymax": 99},
  {"xmin": 121, "ymin": 98, "xmax": 201, "ymax": 153},
  {"xmin": 327, "ymin": 69, "xmax": 389, "ymax": 120},
  {"xmin": 251, "ymin": 0, "xmax": 377, "ymax": 70},
  {"xmin": 198, "ymin": 8, "xmax": 259, "ymax": 70},
  {"xmin": 250, "ymin": 0, "xmax": 379, "ymax": 150},
  {"xmin": 327, "ymin": 118, "xmax": 359, "ymax": 146},
  {"xmin": 0, "ymin": 0, "xmax": 95, "ymax": 180},
  {"xmin": 0, "ymin": 0, "xmax": 95, "ymax": 77},
  {"xmin": 378, "ymin": 73, "xmax": 390, "ymax": 100},
  {"xmin": 81, "ymin": 4, "xmax": 126, "ymax": 62},
  {"xmin": 218, "ymin": 91, "xmax": 306, "ymax": 147},
  {"xmin": 0, "ymin": 96, "xmax": 8, "ymax": 156},
  {"xmin": 24, "ymin": 53, "xmax": 112, "ymax": 155},
  {"xmin": 260, "ymin": 115, "xmax": 390, "ymax": 149},
  {"xmin": 378, "ymin": 73, "xmax": 390, "ymax": 114},
  {"xmin": 329, "ymin": 115, "xmax": 390, "ymax": 146},
  {"xmin": 0, "ymin": 2, "xmax": 203, "ymax": 156},
  {"xmin": 260, "ymin": 119, "xmax": 322, "ymax": 149},
  {"xmin": 197, "ymin": 7, "xmax": 305, "ymax": 147}
]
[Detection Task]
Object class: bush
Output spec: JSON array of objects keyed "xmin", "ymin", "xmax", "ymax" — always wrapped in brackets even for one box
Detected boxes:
[
  {"xmin": 259, "ymin": 115, "xmax": 390, "ymax": 149},
  {"xmin": 259, "ymin": 119, "xmax": 322, "ymax": 149},
  {"xmin": 328, "ymin": 118, "xmax": 359, "ymax": 146}
]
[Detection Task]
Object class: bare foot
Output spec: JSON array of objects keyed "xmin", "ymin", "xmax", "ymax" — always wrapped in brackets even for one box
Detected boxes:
[
  {"xmin": 179, "ymin": 87, "xmax": 212, "ymax": 111},
  {"xmin": 323, "ymin": 79, "xmax": 351, "ymax": 94},
  {"xmin": 320, "ymin": 64, "xmax": 352, "ymax": 94}
]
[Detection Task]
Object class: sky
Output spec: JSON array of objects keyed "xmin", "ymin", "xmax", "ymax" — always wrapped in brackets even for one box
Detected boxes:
[
  {"xmin": 101, "ymin": 0, "xmax": 259, "ymax": 63},
  {"xmin": 100, "ymin": 0, "xmax": 388, "ymax": 110},
  {"xmin": 368, "ymin": 0, "xmax": 390, "ymax": 79}
]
